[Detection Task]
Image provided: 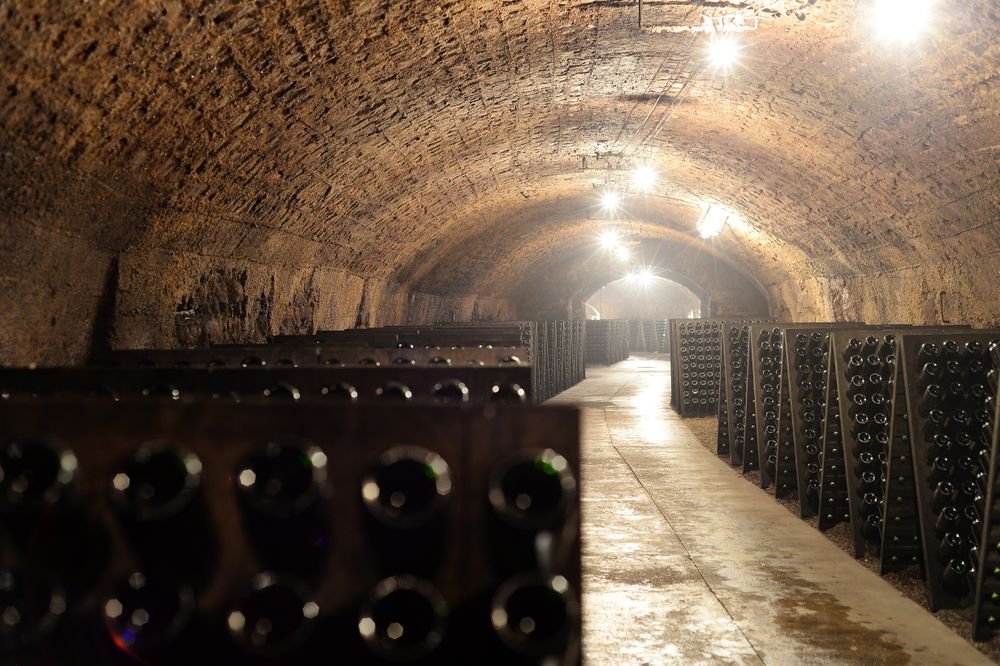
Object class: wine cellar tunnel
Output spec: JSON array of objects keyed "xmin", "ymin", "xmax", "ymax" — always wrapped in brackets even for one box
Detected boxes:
[
  {"xmin": 2, "ymin": 0, "xmax": 997, "ymax": 366},
  {"xmin": 583, "ymin": 276, "xmax": 706, "ymax": 321},
  {"xmin": 1, "ymin": 0, "xmax": 999, "ymax": 664}
]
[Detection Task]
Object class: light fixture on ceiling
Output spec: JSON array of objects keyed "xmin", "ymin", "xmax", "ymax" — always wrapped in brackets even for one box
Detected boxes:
[
  {"xmin": 872, "ymin": 0, "xmax": 933, "ymax": 43},
  {"xmin": 625, "ymin": 267, "xmax": 654, "ymax": 286},
  {"xmin": 599, "ymin": 229, "xmax": 620, "ymax": 250},
  {"xmin": 601, "ymin": 190, "xmax": 621, "ymax": 212},
  {"xmin": 697, "ymin": 204, "xmax": 736, "ymax": 238},
  {"xmin": 631, "ymin": 165, "xmax": 657, "ymax": 192},
  {"xmin": 707, "ymin": 33, "xmax": 740, "ymax": 70}
]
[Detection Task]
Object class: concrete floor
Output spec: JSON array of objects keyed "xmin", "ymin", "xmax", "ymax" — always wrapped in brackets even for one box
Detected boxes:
[{"xmin": 550, "ymin": 354, "xmax": 991, "ymax": 666}]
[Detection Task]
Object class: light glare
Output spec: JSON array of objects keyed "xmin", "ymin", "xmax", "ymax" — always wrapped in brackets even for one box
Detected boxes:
[
  {"xmin": 615, "ymin": 246, "xmax": 630, "ymax": 262},
  {"xmin": 873, "ymin": 0, "xmax": 932, "ymax": 43},
  {"xmin": 697, "ymin": 204, "xmax": 733, "ymax": 238},
  {"xmin": 708, "ymin": 34, "xmax": 739, "ymax": 69},
  {"xmin": 601, "ymin": 191, "xmax": 621, "ymax": 211},
  {"xmin": 631, "ymin": 165, "xmax": 657, "ymax": 192},
  {"xmin": 599, "ymin": 230, "xmax": 619, "ymax": 249}
]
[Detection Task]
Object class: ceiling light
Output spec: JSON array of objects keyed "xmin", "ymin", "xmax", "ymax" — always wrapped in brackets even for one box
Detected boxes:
[
  {"xmin": 599, "ymin": 230, "xmax": 619, "ymax": 250},
  {"xmin": 708, "ymin": 34, "xmax": 740, "ymax": 70},
  {"xmin": 631, "ymin": 165, "xmax": 657, "ymax": 192},
  {"xmin": 601, "ymin": 191, "xmax": 621, "ymax": 212},
  {"xmin": 697, "ymin": 204, "xmax": 731, "ymax": 238},
  {"xmin": 873, "ymin": 0, "xmax": 933, "ymax": 43},
  {"xmin": 636, "ymin": 268, "xmax": 654, "ymax": 286}
]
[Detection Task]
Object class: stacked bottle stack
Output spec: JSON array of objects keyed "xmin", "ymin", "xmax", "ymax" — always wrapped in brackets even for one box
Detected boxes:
[
  {"xmin": 836, "ymin": 334, "xmax": 897, "ymax": 557},
  {"xmin": 583, "ymin": 320, "xmax": 629, "ymax": 366},
  {"xmin": 817, "ymin": 349, "xmax": 851, "ymax": 532},
  {"xmin": 903, "ymin": 335, "xmax": 999, "ymax": 613},
  {"xmin": 716, "ymin": 367, "xmax": 731, "ymax": 456},
  {"xmin": 269, "ymin": 321, "xmax": 586, "ymax": 404},
  {"xmin": 0, "ymin": 402, "xmax": 582, "ymax": 664},
  {"xmin": 656, "ymin": 320, "xmax": 670, "ymax": 354},
  {"xmin": 973, "ymin": 342, "xmax": 1000, "ymax": 640},
  {"xmin": 882, "ymin": 348, "xmax": 923, "ymax": 574},
  {"xmin": 753, "ymin": 327, "xmax": 784, "ymax": 486},
  {"xmin": 627, "ymin": 320, "xmax": 667, "ymax": 353},
  {"xmin": 725, "ymin": 323, "xmax": 752, "ymax": 466},
  {"xmin": 786, "ymin": 331, "xmax": 834, "ymax": 517},
  {"xmin": 675, "ymin": 321, "xmax": 722, "ymax": 417},
  {"xmin": 773, "ymin": 357, "xmax": 796, "ymax": 498}
]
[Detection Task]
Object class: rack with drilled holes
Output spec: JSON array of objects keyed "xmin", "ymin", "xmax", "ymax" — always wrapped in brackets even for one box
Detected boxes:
[
  {"xmin": 972, "ymin": 341, "xmax": 1000, "ymax": 640},
  {"xmin": 899, "ymin": 331, "xmax": 1000, "ymax": 614},
  {"xmin": 669, "ymin": 319, "xmax": 724, "ymax": 418}
]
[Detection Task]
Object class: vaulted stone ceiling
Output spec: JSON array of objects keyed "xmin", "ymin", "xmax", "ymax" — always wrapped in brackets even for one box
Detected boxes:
[{"xmin": 1, "ymin": 0, "xmax": 997, "ymax": 363}]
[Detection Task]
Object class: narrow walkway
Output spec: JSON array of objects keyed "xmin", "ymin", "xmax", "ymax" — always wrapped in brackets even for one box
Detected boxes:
[{"xmin": 550, "ymin": 354, "xmax": 990, "ymax": 665}]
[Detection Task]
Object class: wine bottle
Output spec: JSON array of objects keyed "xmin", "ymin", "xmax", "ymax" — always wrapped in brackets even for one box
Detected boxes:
[
  {"xmin": 262, "ymin": 383, "xmax": 301, "ymax": 401},
  {"xmin": 940, "ymin": 558, "xmax": 971, "ymax": 596},
  {"xmin": 362, "ymin": 447, "xmax": 452, "ymax": 531},
  {"xmin": 109, "ymin": 444, "xmax": 215, "ymax": 586},
  {"xmin": 489, "ymin": 450, "xmax": 576, "ymax": 533},
  {"xmin": 489, "ymin": 383, "xmax": 527, "ymax": 404},
  {"xmin": 0, "ymin": 439, "xmax": 77, "ymax": 513},
  {"xmin": 235, "ymin": 441, "xmax": 329, "ymax": 578},
  {"xmin": 103, "ymin": 571, "xmax": 195, "ymax": 657},
  {"xmin": 321, "ymin": 383, "xmax": 359, "ymax": 402},
  {"xmin": 377, "ymin": 382, "xmax": 413, "ymax": 402},
  {"xmin": 226, "ymin": 573, "xmax": 319, "ymax": 659},
  {"xmin": 358, "ymin": 575, "xmax": 448, "ymax": 662},
  {"xmin": 432, "ymin": 380, "xmax": 470, "ymax": 404},
  {"xmin": 0, "ymin": 568, "xmax": 66, "ymax": 654},
  {"xmin": 490, "ymin": 573, "xmax": 579, "ymax": 662}
]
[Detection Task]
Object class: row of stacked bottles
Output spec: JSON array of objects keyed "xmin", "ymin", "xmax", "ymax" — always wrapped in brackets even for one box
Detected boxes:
[
  {"xmin": 700, "ymin": 322, "xmax": 1000, "ymax": 641},
  {"xmin": 0, "ymin": 322, "xmax": 584, "ymax": 664}
]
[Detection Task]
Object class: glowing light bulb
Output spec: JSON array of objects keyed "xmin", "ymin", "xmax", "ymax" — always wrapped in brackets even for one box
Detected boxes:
[
  {"xmin": 697, "ymin": 205, "xmax": 730, "ymax": 238},
  {"xmin": 599, "ymin": 230, "xmax": 619, "ymax": 249},
  {"xmin": 708, "ymin": 34, "xmax": 740, "ymax": 70},
  {"xmin": 631, "ymin": 165, "xmax": 657, "ymax": 192},
  {"xmin": 601, "ymin": 191, "xmax": 621, "ymax": 212},
  {"xmin": 873, "ymin": 0, "xmax": 932, "ymax": 43},
  {"xmin": 637, "ymin": 268, "xmax": 654, "ymax": 286}
]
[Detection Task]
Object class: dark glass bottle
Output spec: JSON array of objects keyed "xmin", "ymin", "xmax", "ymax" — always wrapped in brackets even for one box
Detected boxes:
[
  {"xmin": 0, "ymin": 568, "xmax": 66, "ymax": 654},
  {"xmin": 109, "ymin": 444, "xmax": 215, "ymax": 586},
  {"xmin": 432, "ymin": 380, "xmax": 470, "ymax": 404},
  {"xmin": 102, "ymin": 571, "xmax": 195, "ymax": 658},
  {"xmin": 490, "ymin": 573, "xmax": 579, "ymax": 662},
  {"xmin": 358, "ymin": 575, "xmax": 448, "ymax": 662},
  {"xmin": 490, "ymin": 383, "xmax": 527, "ymax": 404},
  {"xmin": 226, "ymin": 573, "xmax": 319, "ymax": 659},
  {"xmin": 377, "ymin": 382, "xmax": 413, "ymax": 402},
  {"xmin": 236, "ymin": 441, "xmax": 329, "ymax": 577}
]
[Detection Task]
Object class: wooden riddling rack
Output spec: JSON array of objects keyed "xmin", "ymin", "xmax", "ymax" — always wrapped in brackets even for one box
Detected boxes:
[
  {"xmin": 271, "ymin": 321, "xmax": 585, "ymax": 403},
  {"xmin": 742, "ymin": 323, "xmax": 857, "ymax": 486},
  {"xmin": 627, "ymin": 320, "xmax": 668, "ymax": 353},
  {"xmin": 716, "ymin": 323, "xmax": 1000, "ymax": 641},
  {"xmin": 0, "ymin": 400, "xmax": 582, "ymax": 663},
  {"xmin": 584, "ymin": 320, "xmax": 630, "ymax": 365},
  {"xmin": 668, "ymin": 319, "xmax": 724, "ymax": 418},
  {"xmin": 0, "ymin": 320, "xmax": 586, "ymax": 662},
  {"xmin": 897, "ymin": 332, "xmax": 999, "ymax": 621},
  {"xmin": 973, "ymin": 342, "xmax": 1000, "ymax": 640},
  {"xmin": 712, "ymin": 319, "xmax": 773, "ymax": 464}
]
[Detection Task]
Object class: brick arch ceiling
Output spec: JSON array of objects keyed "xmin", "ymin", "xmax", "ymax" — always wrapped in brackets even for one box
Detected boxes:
[{"xmin": 0, "ymin": 0, "xmax": 997, "ymax": 363}]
